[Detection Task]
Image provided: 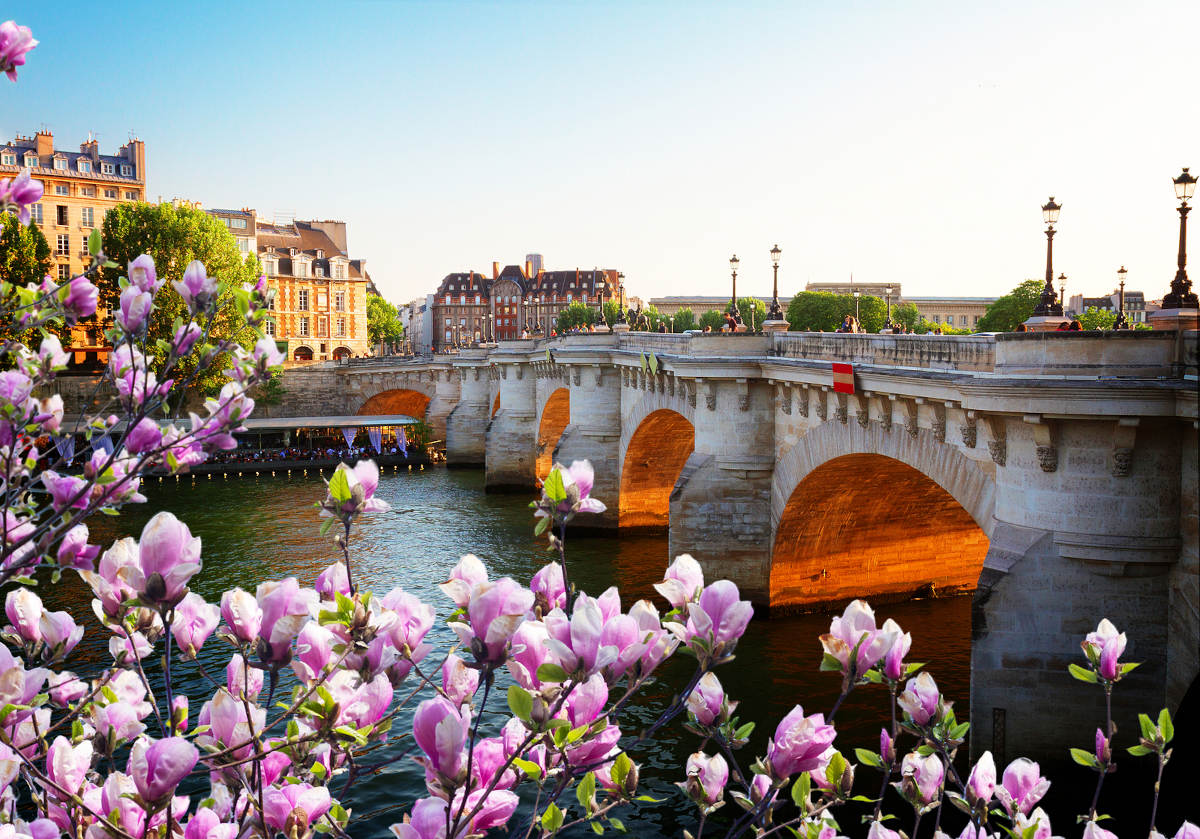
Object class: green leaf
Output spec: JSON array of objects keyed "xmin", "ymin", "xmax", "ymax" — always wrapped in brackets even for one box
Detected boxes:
[
  {"xmin": 534, "ymin": 515, "xmax": 551, "ymax": 536},
  {"xmin": 328, "ymin": 466, "xmax": 351, "ymax": 503},
  {"xmin": 820, "ymin": 653, "xmax": 845, "ymax": 672},
  {"xmin": 591, "ymin": 823, "xmax": 603, "ymax": 835},
  {"xmin": 541, "ymin": 802, "xmax": 564, "ymax": 833},
  {"xmin": 950, "ymin": 722, "xmax": 971, "ymax": 740},
  {"xmin": 537, "ymin": 662, "xmax": 569, "ymax": 683},
  {"xmin": 507, "ymin": 685, "xmax": 533, "ymax": 722},
  {"xmin": 648, "ymin": 353, "xmax": 659, "ymax": 375},
  {"xmin": 512, "ymin": 757, "xmax": 543, "ymax": 779},
  {"xmin": 1069, "ymin": 663, "xmax": 1098, "ymax": 683},
  {"xmin": 611, "ymin": 752, "xmax": 631, "ymax": 788},
  {"xmin": 609, "ymin": 818, "xmax": 626, "ymax": 833},
  {"xmin": 1069, "ymin": 748, "xmax": 1099, "ymax": 768},
  {"xmin": 733, "ymin": 721, "xmax": 755, "ymax": 740},
  {"xmin": 543, "ymin": 468, "xmax": 567, "ymax": 505},
  {"xmin": 1158, "ymin": 708, "xmax": 1174, "ymax": 743},
  {"xmin": 791, "ymin": 772, "xmax": 810, "ymax": 807},
  {"xmin": 634, "ymin": 795, "xmax": 664, "ymax": 802},
  {"xmin": 825, "ymin": 751, "xmax": 847, "ymax": 786},
  {"xmin": 310, "ymin": 761, "xmax": 327, "ymax": 778},
  {"xmin": 576, "ymin": 772, "xmax": 597, "ymax": 811},
  {"xmin": 1126, "ymin": 744, "xmax": 1154, "ymax": 757},
  {"xmin": 88, "ymin": 227, "xmax": 102, "ymax": 256},
  {"xmin": 319, "ymin": 518, "xmax": 335, "ymax": 537},
  {"xmin": 1138, "ymin": 714, "xmax": 1157, "ymax": 742},
  {"xmin": 855, "ymin": 748, "xmax": 883, "ymax": 768},
  {"xmin": 1120, "ymin": 662, "xmax": 1141, "ymax": 675}
]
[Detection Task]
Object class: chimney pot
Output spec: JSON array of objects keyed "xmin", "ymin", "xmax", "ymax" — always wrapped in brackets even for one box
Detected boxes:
[
  {"xmin": 492, "ymin": 261, "xmax": 499, "ymax": 280},
  {"xmin": 525, "ymin": 260, "xmax": 532, "ymax": 279}
]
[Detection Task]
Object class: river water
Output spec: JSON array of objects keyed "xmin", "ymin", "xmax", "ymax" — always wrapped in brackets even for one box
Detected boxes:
[{"xmin": 56, "ymin": 466, "xmax": 974, "ymax": 837}]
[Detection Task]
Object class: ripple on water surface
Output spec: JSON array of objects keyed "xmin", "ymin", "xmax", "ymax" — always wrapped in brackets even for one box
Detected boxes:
[{"xmin": 56, "ymin": 468, "xmax": 972, "ymax": 837}]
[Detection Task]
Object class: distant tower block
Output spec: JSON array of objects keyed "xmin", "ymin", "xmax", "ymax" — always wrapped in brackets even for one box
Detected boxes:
[{"xmin": 525, "ymin": 253, "xmax": 544, "ymax": 275}]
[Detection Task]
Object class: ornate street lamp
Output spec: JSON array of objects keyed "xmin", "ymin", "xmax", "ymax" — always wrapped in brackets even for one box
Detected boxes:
[
  {"xmin": 616, "ymin": 274, "xmax": 627, "ymax": 324},
  {"xmin": 1059, "ymin": 274, "xmax": 1067, "ymax": 315},
  {"xmin": 853, "ymin": 289, "xmax": 861, "ymax": 321},
  {"xmin": 1034, "ymin": 197, "xmax": 1064, "ymax": 316},
  {"xmin": 1115, "ymin": 266, "xmax": 1130, "ymax": 329},
  {"xmin": 488, "ymin": 312, "xmax": 494, "ymax": 342},
  {"xmin": 767, "ymin": 244, "xmax": 784, "ymax": 321},
  {"xmin": 728, "ymin": 254, "xmax": 742, "ymax": 324},
  {"xmin": 1162, "ymin": 167, "xmax": 1198, "ymax": 309},
  {"xmin": 885, "ymin": 286, "xmax": 893, "ymax": 329}
]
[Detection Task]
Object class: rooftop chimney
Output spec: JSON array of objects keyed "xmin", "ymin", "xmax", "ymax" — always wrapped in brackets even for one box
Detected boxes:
[
  {"xmin": 492, "ymin": 261, "xmax": 499, "ymax": 280},
  {"xmin": 35, "ymin": 130, "xmax": 53, "ymax": 158},
  {"xmin": 80, "ymin": 137, "xmax": 99, "ymax": 163},
  {"xmin": 525, "ymin": 260, "xmax": 532, "ymax": 280}
]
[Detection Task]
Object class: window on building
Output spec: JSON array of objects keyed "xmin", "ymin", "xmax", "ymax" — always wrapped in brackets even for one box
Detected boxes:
[
  {"xmin": 23, "ymin": 154, "xmax": 37, "ymax": 168},
  {"xmin": 960, "ymin": 315, "xmax": 968, "ymax": 326},
  {"xmin": 56, "ymin": 234, "xmax": 69, "ymax": 255},
  {"xmin": 336, "ymin": 318, "xmax": 346, "ymax": 336},
  {"xmin": 315, "ymin": 267, "xmax": 325, "ymax": 278},
  {"xmin": 57, "ymin": 264, "xmax": 69, "ymax": 280},
  {"xmin": 264, "ymin": 319, "xmax": 275, "ymax": 336},
  {"xmin": 263, "ymin": 259, "xmax": 274, "ymax": 276},
  {"xmin": 78, "ymin": 159, "xmax": 92, "ymax": 173},
  {"xmin": 80, "ymin": 186, "xmax": 95, "ymax": 197},
  {"xmin": 103, "ymin": 188, "xmax": 117, "ymax": 199},
  {"xmin": 334, "ymin": 292, "xmax": 345, "ymax": 311},
  {"xmin": 932, "ymin": 315, "xmax": 940, "ymax": 324},
  {"xmin": 56, "ymin": 205, "xmax": 68, "ymax": 225},
  {"xmin": 316, "ymin": 249, "xmax": 324, "ymax": 259},
  {"xmin": 120, "ymin": 164, "xmax": 132, "ymax": 177},
  {"xmin": 53, "ymin": 157, "xmax": 66, "ymax": 170},
  {"xmin": 445, "ymin": 329, "xmax": 452, "ymax": 342},
  {"xmin": 298, "ymin": 289, "xmax": 310, "ymax": 310},
  {"xmin": 475, "ymin": 294, "xmax": 481, "ymax": 304},
  {"xmin": 289, "ymin": 248, "xmax": 297, "ymax": 256},
  {"xmin": 79, "ymin": 234, "xmax": 88, "ymax": 253},
  {"xmin": 80, "ymin": 207, "xmax": 94, "ymax": 227},
  {"xmin": 54, "ymin": 184, "xmax": 69, "ymax": 196},
  {"xmin": 237, "ymin": 238, "xmax": 250, "ymax": 253},
  {"xmin": 444, "ymin": 295, "xmax": 451, "ymax": 305},
  {"xmin": 318, "ymin": 318, "xmax": 327, "ymax": 337},
  {"xmin": 29, "ymin": 203, "xmax": 42, "ymax": 224},
  {"xmin": 298, "ymin": 318, "xmax": 309, "ymax": 337},
  {"xmin": 101, "ymin": 162, "xmax": 114, "ymax": 174},
  {"xmin": 334, "ymin": 263, "xmax": 345, "ymax": 279},
  {"xmin": 460, "ymin": 294, "xmax": 467, "ymax": 305},
  {"xmin": 294, "ymin": 261, "xmax": 308, "ymax": 278},
  {"xmin": 973, "ymin": 315, "xmax": 981, "ymax": 325},
  {"xmin": 0, "ymin": 152, "xmax": 14, "ymax": 165},
  {"xmin": 124, "ymin": 190, "xmax": 138, "ymax": 200}
]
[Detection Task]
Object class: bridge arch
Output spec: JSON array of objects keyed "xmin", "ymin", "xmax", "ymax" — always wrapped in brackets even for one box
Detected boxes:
[
  {"xmin": 535, "ymin": 388, "xmax": 570, "ymax": 479},
  {"xmin": 770, "ymin": 422, "xmax": 994, "ymax": 609},
  {"xmin": 619, "ymin": 408, "xmax": 695, "ymax": 529},
  {"xmin": 356, "ymin": 388, "xmax": 432, "ymax": 420}
]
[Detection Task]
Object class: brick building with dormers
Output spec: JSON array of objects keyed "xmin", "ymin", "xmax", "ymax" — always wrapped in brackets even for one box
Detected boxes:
[
  {"xmin": 432, "ymin": 259, "xmax": 618, "ymax": 351},
  {"xmin": 255, "ymin": 219, "xmax": 371, "ymax": 363}
]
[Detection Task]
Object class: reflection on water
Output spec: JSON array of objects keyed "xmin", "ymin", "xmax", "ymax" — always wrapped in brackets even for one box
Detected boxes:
[{"xmin": 53, "ymin": 467, "xmax": 972, "ymax": 837}]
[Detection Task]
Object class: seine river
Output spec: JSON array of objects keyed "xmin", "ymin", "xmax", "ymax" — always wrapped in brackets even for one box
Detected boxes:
[{"xmin": 56, "ymin": 466, "xmax": 973, "ymax": 837}]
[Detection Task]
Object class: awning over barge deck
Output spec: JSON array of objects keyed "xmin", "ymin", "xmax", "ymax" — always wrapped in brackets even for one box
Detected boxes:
[{"xmin": 238, "ymin": 415, "xmax": 419, "ymax": 430}]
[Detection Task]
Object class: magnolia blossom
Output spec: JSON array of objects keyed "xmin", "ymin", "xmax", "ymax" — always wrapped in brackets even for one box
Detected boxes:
[
  {"xmin": 0, "ymin": 169, "xmax": 42, "ymax": 224},
  {"xmin": 315, "ymin": 562, "xmax": 350, "ymax": 598},
  {"xmin": 255, "ymin": 577, "xmax": 317, "ymax": 666},
  {"xmin": 536, "ymin": 460, "xmax": 607, "ymax": 519},
  {"xmin": 5, "ymin": 588, "xmax": 43, "ymax": 643},
  {"xmin": 766, "ymin": 705, "xmax": 837, "ymax": 780},
  {"xmin": 451, "ymin": 576, "xmax": 533, "ymax": 666},
  {"xmin": 882, "ymin": 621, "xmax": 911, "ymax": 680},
  {"xmin": 262, "ymin": 783, "xmax": 332, "ymax": 834},
  {"xmin": 682, "ymin": 751, "xmax": 728, "ymax": 809},
  {"xmin": 530, "ymin": 561, "xmax": 566, "ymax": 612},
  {"xmin": 321, "ymin": 460, "xmax": 391, "ymax": 520},
  {"xmin": 1013, "ymin": 807, "xmax": 1060, "ymax": 839},
  {"xmin": 686, "ymin": 671, "xmax": 730, "ymax": 727},
  {"xmin": 441, "ymin": 654, "xmax": 479, "ymax": 706},
  {"xmin": 129, "ymin": 736, "xmax": 199, "ymax": 803},
  {"xmin": 413, "ymin": 696, "xmax": 470, "ymax": 781},
  {"xmin": 995, "ymin": 757, "xmax": 1050, "ymax": 817},
  {"xmin": 898, "ymin": 672, "xmax": 941, "ymax": 726},
  {"xmin": 382, "ymin": 587, "xmax": 435, "ymax": 656},
  {"xmin": 184, "ymin": 808, "xmax": 238, "ymax": 839},
  {"xmin": 440, "ymin": 554, "xmax": 489, "ymax": 610},
  {"xmin": 116, "ymin": 285, "xmax": 152, "ymax": 333},
  {"xmin": 46, "ymin": 736, "xmax": 92, "ymax": 796},
  {"xmin": 1081, "ymin": 823, "xmax": 1119, "ymax": 839},
  {"xmin": 820, "ymin": 600, "xmax": 899, "ymax": 678},
  {"xmin": 1083, "ymin": 619, "xmax": 1127, "ymax": 681},
  {"xmin": 654, "ymin": 554, "xmax": 705, "ymax": 610},
  {"xmin": 172, "ymin": 593, "xmax": 219, "ymax": 659},
  {"xmin": 671, "ymin": 580, "xmax": 753, "ymax": 664},
  {"xmin": 60, "ymin": 274, "xmax": 98, "ymax": 320},
  {"xmin": 965, "ymin": 750, "xmax": 996, "ymax": 807},
  {"xmin": 128, "ymin": 512, "xmax": 202, "ymax": 608},
  {"xmin": 899, "ymin": 751, "xmax": 944, "ymax": 805},
  {"xmin": 868, "ymin": 821, "xmax": 904, "ymax": 839},
  {"xmin": 0, "ymin": 20, "xmax": 37, "ymax": 82},
  {"xmin": 220, "ymin": 588, "xmax": 262, "ymax": 644},
  {"xmin": 127, "ymin": 254, "xmax": 159, "ymax": 293},
  {"xmin": 173, "ymin": 260, "xmax": 218, "ymax": 311}
]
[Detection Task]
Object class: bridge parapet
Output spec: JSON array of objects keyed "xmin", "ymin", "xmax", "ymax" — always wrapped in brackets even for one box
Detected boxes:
[
  {"xmin": 772, "ymin": 332, "xmax": 996, "ymax": 372},
  {"xmin": 994, "ymin": 330, "xmax": 1187, "ymax": 378}
]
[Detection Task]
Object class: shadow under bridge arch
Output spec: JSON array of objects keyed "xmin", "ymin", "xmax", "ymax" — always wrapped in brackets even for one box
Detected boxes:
[
  {"xmin": 536, "ymin": 388, "xmax": 570, "ymax": 480},
  {"xmin": 620, "ymin": 409, "xmax": 695, "ymax": 529},
  {"xmin": 771, "ymin": 453, "xmax": 989, "ymax": 610},
  {"xmin": 356, "ymin": 389, "xmax": 431, "ymax": 421}
]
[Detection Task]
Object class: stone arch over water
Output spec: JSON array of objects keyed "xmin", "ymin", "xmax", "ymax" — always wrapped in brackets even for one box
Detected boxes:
[
  {"xmin": 536, "ymin": 388, "xmax": 570, "ymax": 480},
  {"xmin": 356, "ymin": 389, "xmax": 432, "ymax": 420},
  {"xmin": 770, "ymin": 422, "xmax": 994, "ymax": 611},
  {"xmin": 619, "ymin": 408, "xmax": 695, "ymax": 529}
]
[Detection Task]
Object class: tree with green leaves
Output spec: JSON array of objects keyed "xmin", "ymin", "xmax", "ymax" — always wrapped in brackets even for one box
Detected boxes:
[
  {"xmin": 602, "ymin": 299, "xmax": 621, "ymax": 328},
  {"xmin": 643, "ymin": 304, "xmax": 670, "ymax": 332},
  {"xmin": 0, "ymin": 215, "xmax": 63, "ymax": 344},
  {"xmin": 367, "ymin": 295, "xmax": 405, "ymax": 347},
  {"xmin": 555, "ymin": 301, "xmax": 598, "ymax": 334},
  {"xmin": 99, "ymin": 202, "xmax": 262, "ymax": 394},
  {"xmin": 890, "ymin": 301, "xmax": 921, "ymax": 332},
  {"xmin": 976, "ymin": 279, "xmax": 1044, "ymax": 332},
  {"xmin": 672, "ymin": 308, "xmax": 696, "ymax": 332},
  {"xmin": 698, "ymin": 309, "xmax": 726, "ymax": 332},
  {"xmin": 1076, "ymin": 306, "xmax": 1117, "ymax": 331},
  {"xmin": 734, "ymin": 297, "xmax": 767, "ymax": 331}
]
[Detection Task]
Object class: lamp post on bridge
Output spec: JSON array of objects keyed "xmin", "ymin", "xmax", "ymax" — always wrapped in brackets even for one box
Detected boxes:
[
  {"xmin": 1159, "ymin": 167, "xmax": 1198, "ymax": 312},
  {"xmin": 853, "ymin": 289, "xmax": 861, "ymax": 322},
  {"xmin": 767, "ymin": 244, "xmax": 783, "ymax": 320},
  {"xmin": 728, "ymin": 254, "xmax": 743, "ymax": 326},
  {"xmin": 1034, "ymin": 197, "xmax": 1064, "ymax": 316},
  {"xmin": 1059, "ymin": 274, "xmax": 1067, "ymax": 315},
  {"xmin": 1115, "ymin": 266, "xmax": 1129, "ymax": 330},
  {"xmin": 885, "ymin": 286, "xmax": 894, "ymax": 331}
]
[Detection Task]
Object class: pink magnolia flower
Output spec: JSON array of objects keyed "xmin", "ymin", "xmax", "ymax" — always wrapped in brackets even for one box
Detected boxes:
[
  {"xmin": 56, "ymin": 524, "xmax": 99, "ymax": 571},
  {"xmin": 882, "ymin": 620, "xmax": 911, "ymax": 680},
  {"xmin": 173, "ymin": 322, "xmax": 203, "ymax": 356},
  {"xmin": 1083, "ymin": 619, "xmax": 1127, "ymax": 681},
  {"xmin": 900, "ymin": 751, "xmax": 944, "ymax": 805},
  {"xmin": 682, "ymin": 751, "xmax": 728, "ymax": 810},
  {"xmin": 544, "ymin": 594, "xmax": 618, "ymax": 677},
  {"xmin": 959, "ymin": 825, "xmax": 998, "ymax": 839},
  {"xmin": 227, "ymin": 654, "xmax": 264, "ymax": 700},
  {"xmin": 5, "ymin": 587, "xmax": 43, "ymax": 643},
  {"xmin": 1094, "ymin": 728, "xmax": 1110, "ymax": 764},
  {"xmin": 654, "ymin": 554, "xmax": 705, "ymax": 610},
  {"xmin": 565, "ymin": 673, "xmax": 609, "ymax": 728},
  {"xmin": 61, "ymin": 275, "xmax": 98, "ymax": 320},
  {"xmin": 115, "ymin": 285, "xmax": 152, "ymax": 333},
  {"xmin": 40, "ymin": 470, "xmax": 88, "ymax": 511},
  {"xmin": 172, "ymin": 260, "xmax": 218, "ymax": 310},
  {"xmin": 898, "ymin": 672, "xmax": 941, "ymax": 726},
  {"xmin": 686, "ymin": 671, "xmax": 728, "ymax": 726},
  {"xmin": 469, "ymin": 737, "xmax": 518, "ymax": 791},
  {"xmin": 766, "ymin": 705, "xmax": 837, "ymax": 780},
  {"xmin": 124, "ymin": 417, "xmax": 163, "ymax": 455},
  {"xmin": 536, "ymin": 460, "xmax": 607, "ymax": 519},
  {"xmin": 1013, "ymin": 807, "xmax": 1057, "ymax": 839},
  {"xmin": 441, "ymin": 654, "xmax": 479, "ymax": 706},
  {"xmin": 1082, "ymin": 823, "xmax": 1119, "ymax": 839},
  {"xmin": 880, "ymin": 728, "xmax": 896, "ymax": 764},
  {"xmin": 129, "ymin": 736, "xmax": 199, "ymax": 803},
  {"xmin": 109, "ymin": 630, "xmax": 152, "ymax": 663},
  {"xmin": 820, "ymin": 600, "xmax": 899, "ymax": 678},
  {"xmin": 530, "ymin": 561, "xmax": 566, "ymax": 612},
  {"xmin": 564, "ymin": 721, "xmax": 621, "ymax": 769},
  {"xmin": 628, "ymin": 599, "xmax": 675, "ymax": 678},
  {"xmin": 292, "ymin": 622, "xmax": 336, "ymax": 684},
  {"xmin": 220, "ymin": 588, "xmax": 262, "ymax": 644},
  {"xmin": 413, "ymin": 696, "xmax": 470, "ymax": 781},
  {"xmin": 46, "ymin": 736, "xmax": 92, "ymax": 796},
  {"xmin": 39, "ymin": 610, "xmax": 83, "ymax": 661},
  {"xmin": 868, "ymin": 822, "xmax": 904, "ymax": 839},
  {"xmin": 672, "ymin": 580, "xmax": 753, "ymax": 663},
  {"xmin": 322, "ymin": 460, "xmax": 391, "ymax": 519},
  {"xmin": 965, "ymin": 750, "xmax": 996, "ymax": 807},
  {"xmin": 200, "ymin": 688, "xmax": 265, "ymax": 761},
  {"xmin": 262, "ymin": 783, "xmax": 332, "ymax": 833},
  {"xmin": 382, "ymin": 587, "xmax": 435, "ymax": 655},
  {"xmin": 48, "ymin": 671, "xmax": 87, "ymax": 706},
  {"xmin": 94, "ymin": 773, "xmax": 146, "ymax": 839},
  {"xmin": 506, "ymin": 619, "xmax": 550, "ymax": 690},
  {"xmin": 172, "ymin": 593, "xmax": 219, "ymax": 659},
  {"xmin": 128, "ymin": 512, "xmax": 202, "ymax": 608},
  {"xmin": 1173, "ymin": 824, "xmax": 1200, "ymax": 839},
  {"xmin": 0, "ymin": 21, "xmax": 38, "ymax": 82},
  {"xmin": 0, "ymin": 169, "xmax": 42, "ymax": 224},
  {"xmin": 995, "ymin": 757, "xmax": 1050, "ymax": 817},
  {"xmin": 315, "ymin": 561, "xmax": 350, "ymax": 598},
  {"xmin": 440, "ymin": 555, "xmax": 489, "ymax": 609},
  {"xmin": 184, "ymin": 807, "xmax": 238, "ymax": 839},
  {"xmin": 93, "ymin": 701, "xmax": 146, "ymax": 745},
  {"xmin": 255, "ymin": 577, "xmax": 317, "ymax": 665},
  {"xmin": 390, "ymin": 796, "xmax": 450, "ymax": 839},
  {"xmin": 171, "ymin": 695, "xmax": 189, "ymax": 733},
  {"xmin": 127, "ymin": 254, "xmax": 159, "ymax": 293},
  {"xmin": 452, "ymin": 577, "xmax": 533, "ymax": 666}
]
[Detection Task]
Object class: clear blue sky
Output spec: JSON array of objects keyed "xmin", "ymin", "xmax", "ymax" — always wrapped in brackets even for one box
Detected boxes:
[{"xmin": 4, "ymin": 0, "xmax": 1198, "ymax": 304}]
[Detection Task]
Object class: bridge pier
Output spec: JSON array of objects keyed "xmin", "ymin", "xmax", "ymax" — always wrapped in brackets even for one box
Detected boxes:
[
  {"xmin": 446, "ymin": 355, "xmax": 491, "ymax": 466},
  {"xmin": 554, "ymin": 362, "xmax": 622, "ymax": 529},
  {"xmin": 485, "ymin": 357, "xmax": 537, "ymax": 490}
]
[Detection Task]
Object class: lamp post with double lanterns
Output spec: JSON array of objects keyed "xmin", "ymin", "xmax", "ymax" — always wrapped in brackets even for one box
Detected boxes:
[
  {"xmin": 1034, "ymin": 197, "xmax": 1064, "ymax": 316},
  {"xmin": 1115, "ymin": 266, "xmax": 1130, "ymax": 330},
  {"xmin": 728, "ymin": 254, "xmax": 742, "ymax": 325},
  {"xmin": 1162, "ymin": 167, "xmax": 1198, "ymax": 309},
  {"xmin": 767, "ymin": 244, "xmax": 784, "ymax": 321}
]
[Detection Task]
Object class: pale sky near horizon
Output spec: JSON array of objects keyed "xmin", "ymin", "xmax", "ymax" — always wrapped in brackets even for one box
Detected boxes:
[{"xmin": 4, "ymin": 0, "xmax": 1198, "ymax": 305}]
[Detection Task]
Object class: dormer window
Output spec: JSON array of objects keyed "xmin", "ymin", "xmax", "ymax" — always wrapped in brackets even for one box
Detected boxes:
[
  {"xmin": 316, "ymin": 267, "xmax": 325, "ymax": 278},
  {"xmin": 101, "ymin": 162, "xmax": 114, "ymax": 174},
  {"xmin": 289, "ymin": 247, "xmax": 297, "ymax": 257},
  {"xmin": 333, "ymin": 262, "xmax": 345, "ymax": 279},
  {"xmin": 316, "ymin": 249, "xmax": 324, "ymax": 259},
  {"xmin": 267, "ymin": 246, "xmax": 275, "ymax": 254},
  {"xmin": 53, "ymin": 157, "xmax": 67, "ymax": 170},
  {"xmin": 120, "ymin": 164, "xmax": 132, "ymax": 177},
  {"xmin": 78, "ymin": 159, "xmax": 92, "ymax": 173},
  {"xmin": 23, "ymin": 154, "xmax": 38, "ymax": 168},
  {"xmin": 0, "ymin": 151, "xmax": 14, "ymax": 165}
]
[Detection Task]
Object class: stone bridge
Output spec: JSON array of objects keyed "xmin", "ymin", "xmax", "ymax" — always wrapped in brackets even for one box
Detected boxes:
[{"xmin": 276, "ymin": 329, "xmax": 1198, "ymax": 766}]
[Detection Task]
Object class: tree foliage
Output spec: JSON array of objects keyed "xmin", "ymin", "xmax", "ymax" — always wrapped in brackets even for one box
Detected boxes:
[
  {"xmin": 785, "ymin": 291, "xmax": 887, "ymax": 332},
  {"xmin": 0, "ymin": 216, "xmax": 62, "ymax": 343},
  {"xmin": 735, "ymin": 297, "xmax": 767, "ymax": 331},
  {"xmin": 602, "ymin": 299, "xmax": 621, "ymax": 328},
  {"xmin": 100, "ymin": 202, "xmax": 262, "ymax": 394},
  {"xmin": 1077, "ymin": 306, "xmax": 1117, "ymax": 331},
  {"xmin": 698, "ymin": 309, "xmax": 726, "ymax": 332},
  {"xmin": 555, "ymin": 301, "xmax": 599, "ymax": 334},
  {"xmin": 367, "ymin": 295, "xmax": 405, "ymax": 346},
  {"xmin": 891, "ymin": 301, "xmax": 921, "ymax": 331},
  {"xmin": 672, "ymin": 307, "xmax": 696, "ymax": 332},
  {"xmin": 976, "ymin": 279, "xmax": 1044, "ymax": 332}
]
